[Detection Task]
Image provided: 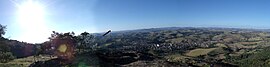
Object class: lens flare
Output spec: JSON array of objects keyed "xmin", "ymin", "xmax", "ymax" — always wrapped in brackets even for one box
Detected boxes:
[
  {"xmin": 58, "ymin": 44, "xmax": 68, "ymax": 53},
  {"xmin": 49, "ymin": 36, "xmax": 75, "ymax": 64}
]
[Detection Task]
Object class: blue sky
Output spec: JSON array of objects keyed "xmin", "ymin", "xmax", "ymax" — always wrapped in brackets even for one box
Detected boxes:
[{"xmin": 0, "ymin": 0, "xmax": 270, "ymax": 43}]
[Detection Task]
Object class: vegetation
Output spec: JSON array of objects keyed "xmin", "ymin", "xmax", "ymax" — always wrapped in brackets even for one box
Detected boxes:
[
  {"xmin": 185, "ymin": 48, "xmax": 217, "ymax": 57},
  {"xmin": 224, "ymin": 46, "xmax": 270, "ymax": 67},
  {"xmin": 0, "ymin": 24, "xmax": 15, "ymax": 63},
  {"xmin": 0, "ymin": 56, "xmax": 54, "ymax": 67},
  {"xmin": 3, "ymin": 25, "xmax": 270, "ymax": 66},
  {"xmin": 0, "ymin": 25, "xmax": 6, "ymax": 37}
]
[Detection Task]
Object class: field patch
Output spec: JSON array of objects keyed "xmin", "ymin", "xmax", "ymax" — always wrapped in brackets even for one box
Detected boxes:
[
  {"xmin": 165, "ymin": 54, "xmax": 190, "ymax": 63},
  {"xmin": 0, "ymin": 55, "xmax": 56, "ymax": 67},
  {"xmin": 185, "ymin": 48, "xmax": 217, "ymax": 57}
]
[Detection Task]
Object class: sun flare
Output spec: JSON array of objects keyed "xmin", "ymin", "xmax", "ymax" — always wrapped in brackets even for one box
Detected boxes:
[
  {"xmin": 18, "ymin": 0, "xmax": 45, "ymax": 27},
  {"xmin": 16, "ymin": 0, "xmax": 49, "ymax": 43}
]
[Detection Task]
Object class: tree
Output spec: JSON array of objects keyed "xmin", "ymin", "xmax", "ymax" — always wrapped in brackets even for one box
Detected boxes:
[
  {"xmin": 0, "ymin": 25, "xmax": 15, "ymax": 63},
  {"xmin": 49, "ymin": 31, "xmax": 76, "ymax": 40},
  {"xmin": 46, "ymin": 31, "xmax": 76, "ymax": 63},
  {"xmin": 0, "ymin": 24, "xmax": 6, "ymax": 37},
  {"xmin": 75, "ymin": 32, "xmax": 96, "ymax": 53}
]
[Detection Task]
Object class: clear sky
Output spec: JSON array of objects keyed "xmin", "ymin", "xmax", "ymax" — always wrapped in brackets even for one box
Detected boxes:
[{"xmin": 0, "ymin": 0, "xmax": 270, "ymax": 43}]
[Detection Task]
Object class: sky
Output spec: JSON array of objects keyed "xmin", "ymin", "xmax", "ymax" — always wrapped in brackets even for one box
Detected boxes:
[{"xmin": 0, "ymin": 0, "xmax": 270, "ymax": 43}]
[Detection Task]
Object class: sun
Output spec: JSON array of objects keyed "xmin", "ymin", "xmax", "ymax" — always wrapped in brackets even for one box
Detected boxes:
[
  {"xmin": 16, "ymin": 0, "xmax": 49, "ymax": 43},
  {"xmin": 17, "ymin": 0, "xmax": 45, "ymax": 26}
]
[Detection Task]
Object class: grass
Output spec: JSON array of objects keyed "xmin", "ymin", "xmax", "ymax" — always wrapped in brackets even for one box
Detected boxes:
[
  {"xmin": 165, "ymin": 54, "xmax": 190, "ymax": 63},
  {"xmin": 185, "ymin": 48, "xmax": 217, "ymax": 57},
  {"xmin": 0, "ymin": 55, "xmax": 56, "ymax": 67},
  {"xmin": 215, "ymin": 43, "xmax": 228, "ymax": 48}
]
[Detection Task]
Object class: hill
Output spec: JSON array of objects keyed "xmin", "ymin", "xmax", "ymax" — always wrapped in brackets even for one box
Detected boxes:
[{"xmin": 2, "ymin": 27, "xmax": 270, "ymax": 66}]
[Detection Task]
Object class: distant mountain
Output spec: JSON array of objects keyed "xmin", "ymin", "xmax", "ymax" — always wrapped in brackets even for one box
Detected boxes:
[{"xmin": 96, "ymin": 27, "xmax": 270, "ymax": 36}]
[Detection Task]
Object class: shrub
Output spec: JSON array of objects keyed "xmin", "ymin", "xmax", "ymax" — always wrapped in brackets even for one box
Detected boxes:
[{"xmin": 0, "ymin": 52, "xmax": 15, "ymax": 63}]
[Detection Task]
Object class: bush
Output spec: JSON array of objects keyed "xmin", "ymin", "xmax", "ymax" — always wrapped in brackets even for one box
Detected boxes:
[
  {"xmin": 0, "ymin": 52, "xmax": 15, "ymax": 63},
  {"xmin": 0, "ymin": 39, "xmax": 15, "ymax": 63}
]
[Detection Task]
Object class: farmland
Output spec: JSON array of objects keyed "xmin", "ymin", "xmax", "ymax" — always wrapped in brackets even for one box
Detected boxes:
[{"xmin": 2, "ymin": 27, "xmax": 270, "ymax": 66}]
